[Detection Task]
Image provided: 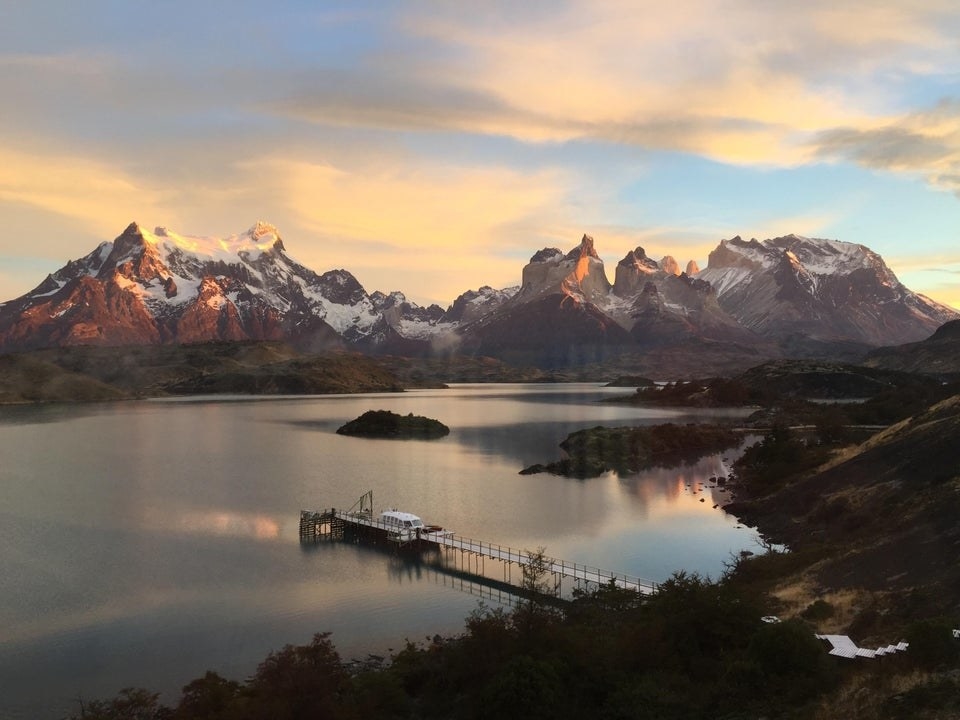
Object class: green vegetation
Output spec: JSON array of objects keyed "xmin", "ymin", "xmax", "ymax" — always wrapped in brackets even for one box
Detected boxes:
[
  {"xmin": 521, "ymin": 423, "xmax": 742, "ymax": 478},
  {"xmin": 800, "ymin": 599, "xmax": 835, "ymax": 622},
  {"xmin": 732, "ymin": 423, "xmax": 831, "ymax": 497},
  {"xmin": 624, "ymin": 377, "xmax": 767, "ymax": 406},
  {"xmin": 336, "ymin": 410, "xmax": 450, "ymax": 439},
  {"xmin": 67, "ymin": 573, "xmax": 849, "ymax": 720},
  {"xmin": 613, "ymin": 363, "xmax": 960, "ymax": 432}
]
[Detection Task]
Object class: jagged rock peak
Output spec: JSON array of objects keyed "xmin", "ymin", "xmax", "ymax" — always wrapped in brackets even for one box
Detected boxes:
[
  {"xmin": 109, "ymin": 221, "xmax": 152, "ymax": 259},
  {"xmin": 565, "ymin": 234, "xmax": 600, "ymax": 261},
  {"xmin": 660, "ymin": 256, "xmax": 681, "ymax": 276},
  {"xmin": 529, "ymin": 248, "xmax": 563, "ymax": 263},
  {"xmin": 618, "ymin": 246, "xmax": 644, "ymax": 264},
  {"xmin": 686, "ymin": 259, "xmax": 700, "ymax": 275},
  {"xmin": 250, "ymin": 220, "xmax": 281, "ymax": 241},
  {"xmin": 122, "ymin": 221, "xmax": 143, "ymax": 236},
  {"xmin": 370, "ymin": 290, "xmax": 407, "ymax": 310},
  {"xmin": 617, "ymin": 247, "xmax": 660, "ymax": 271}
]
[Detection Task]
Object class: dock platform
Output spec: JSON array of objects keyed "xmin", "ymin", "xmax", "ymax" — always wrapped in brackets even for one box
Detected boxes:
[{"xmin": 300, "ymin": 498, "xmax": 658, "ymax": 596}]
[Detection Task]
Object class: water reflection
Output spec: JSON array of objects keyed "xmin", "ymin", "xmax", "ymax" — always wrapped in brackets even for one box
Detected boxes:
[
  {"xmin": 0, "ymin": 384, "xmax": 768, "ymax": 719},
  {"xmin": 313, "ymin": 536, "xmax": 536, "ymax": 611},
  {"xmin": 141, "ymin": 508, "xmax": 282, "ymax": 540}
]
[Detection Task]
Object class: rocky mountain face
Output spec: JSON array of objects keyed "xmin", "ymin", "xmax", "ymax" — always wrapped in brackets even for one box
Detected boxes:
[
  {"xmin": 697, "ymin": 234, "xmax": 956, "ymax": 349},
  {"xmin": 1, "ymin": 223, "xmax": 956, "ymax": 371},
  {"xmin": 452, "ymin": 235, "xmax": 762, "ymax": 366},
  {"xmin": 0, "ymin": 222, "xmax": 430, "ymax": 355}
]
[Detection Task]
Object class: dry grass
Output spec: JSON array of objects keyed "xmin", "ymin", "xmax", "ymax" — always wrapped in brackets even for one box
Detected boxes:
[
  {"xmin": 810, "ymin": 669, "xmax": 933, "ymax": 720},
  {"xmin": 816, "ymin": 415, "xmax": 913, "ymax": 474},
  {"xmin": 769, "ymin": 576, "xmax": 818, "ymax": 616},
  {"xmin": 769, "ymin": 570, "xmax": 890, "ymax": 638},
  {"xmin": 811, "ymin": 589, "xmax": 876, "ymax": 634}
]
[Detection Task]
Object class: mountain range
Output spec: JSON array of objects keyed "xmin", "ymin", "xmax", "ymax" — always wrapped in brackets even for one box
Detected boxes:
[{"xmin": 0, "ymin": 222, "xmax": 956, "ymax": 370}]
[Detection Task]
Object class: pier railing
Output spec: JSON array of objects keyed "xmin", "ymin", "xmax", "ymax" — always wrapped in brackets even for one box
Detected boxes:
[
  {"xmin": 301, "ymin": 508, "xmax": 658, "ymax": 595},
  {"xmin": 430, "ymin": 533, "xmax": 658, "ymax": 594}
]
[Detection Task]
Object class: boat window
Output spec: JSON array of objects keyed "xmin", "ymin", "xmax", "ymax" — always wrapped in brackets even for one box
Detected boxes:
[
  {"xmin": 413, "ymin": 520, "xmax": 423, "ymax": 527},
  {"xmin": 403, "ymin": 520, "xmax": 412, "ymax": 527}
]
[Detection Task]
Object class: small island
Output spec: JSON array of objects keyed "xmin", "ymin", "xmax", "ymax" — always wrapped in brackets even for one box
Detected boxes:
[
  {"xmin": 521, "ymin": 423, "xmax": 742, "ymax": 478},
  {"xmin": 336, "ymin": 409, "xmax": 450, "ymax": 439}
]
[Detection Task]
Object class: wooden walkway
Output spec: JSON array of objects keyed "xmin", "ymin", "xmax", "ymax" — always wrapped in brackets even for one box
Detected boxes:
[{"xmin": 300, "ymin": 507, "xmax": 658, "ymax": 595}]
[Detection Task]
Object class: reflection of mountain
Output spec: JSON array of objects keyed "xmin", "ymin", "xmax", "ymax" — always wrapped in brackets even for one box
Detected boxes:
[{"xmin": 616, "ymin": 455, "xmax": 735, "ymax": 512}]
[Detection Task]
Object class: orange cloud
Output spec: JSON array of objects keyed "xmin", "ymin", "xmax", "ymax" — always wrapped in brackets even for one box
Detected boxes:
[
  {"xmin": 0, "ymin": 145, "xmax": 171, "ymax": 237},
  {"xmin": 255, "ymin": 159, "xmax": 567, "ymax": 245},
  {"xmin": 236, "ymin": 157, "xmax": 573, "ymax": 301}
]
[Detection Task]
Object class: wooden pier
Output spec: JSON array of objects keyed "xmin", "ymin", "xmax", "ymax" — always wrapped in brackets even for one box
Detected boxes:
[{"xmin": 300, "ymin": 494, "xmax": 658, "ymax": 596}]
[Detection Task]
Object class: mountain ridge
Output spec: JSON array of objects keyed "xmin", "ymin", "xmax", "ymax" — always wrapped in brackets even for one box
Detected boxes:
[{"xmin": 1, "ymin": 222, "xmax": 956, "ymax": 371}]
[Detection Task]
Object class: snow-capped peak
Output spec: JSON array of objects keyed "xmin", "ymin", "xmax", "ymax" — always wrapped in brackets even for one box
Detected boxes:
[{"xmin": 143, "ymin": 223, "xmax": 281, "ymax": 263}]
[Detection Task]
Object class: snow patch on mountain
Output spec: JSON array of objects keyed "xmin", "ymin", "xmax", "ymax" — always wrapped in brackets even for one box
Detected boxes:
[
  {"xmin": 771, "ymin": 234, "xmax": 873, "ymax": 276},
  {"xmin": 696, "ymin": 266, "xmax": 752, "ymax": 298},
  {"xmin": 147, "ymin": 223, "xmax": 279, "ymax": 264},
  {"xmin": 315, "ymin": 294, "xmax": 379, "ymax": 335},
  {"xmin": 3, "ymin": 223, "xmax": 958, "ymax": 358},
  {"xmin": 703, "ymin": 234, "xmax": 883, "ymax": 281}
]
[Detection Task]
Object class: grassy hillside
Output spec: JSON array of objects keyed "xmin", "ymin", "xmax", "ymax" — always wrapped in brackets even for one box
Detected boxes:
[
  {"xmin": 0, "ymin": 353, "xmax": 128, "ymax": 403},
  {"xmin": 0, "ymin": 342, "xmax": 407, "ymax": 403}
]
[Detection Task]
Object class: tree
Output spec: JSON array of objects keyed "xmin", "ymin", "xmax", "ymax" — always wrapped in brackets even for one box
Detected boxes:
[
  {"xmin": 478, "ymin": 655, "xmax": 563, "ymax": 720},
  {"xmin": 521, "ymin": 546, "xmax": 554, "ymax": 596},
  {"xmin": 174, "ymin": 671, "xmax": 240, "ymax": 720},
  {"xmin": 69, "ymin": 688, "xmax": 171, "ymax": 720},
  {"xmin": 512, "ymin": 547, "xmax": 562, "ymax": 645},
  {"xmin": 745, "ymin": 619, "xmax": 837, "ymax": 706},
  {"xmin": 242, "ymin": 632, "xmax": 350, "ymax": 720}
]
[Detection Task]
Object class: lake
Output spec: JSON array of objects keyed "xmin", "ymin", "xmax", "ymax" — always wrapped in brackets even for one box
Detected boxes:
[{"xmin": 0, "ymin": 384, "xmax": 764, "ymax": 719}]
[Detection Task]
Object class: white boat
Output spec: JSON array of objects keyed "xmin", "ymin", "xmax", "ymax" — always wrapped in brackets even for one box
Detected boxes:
[
  {"xmin": 378, "ymin": 508, "xmax": 453, "ymax": 544},
  {"xmin": 379, "ymin": 509, "xmax": 424, "ymax": 542}
]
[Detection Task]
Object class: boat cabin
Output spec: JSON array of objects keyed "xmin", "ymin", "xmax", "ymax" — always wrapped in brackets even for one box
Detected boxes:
[
  {"xmin": 379, "ymin": 509, "xmax": 425, "ymax": 542},
  {"xmin": 379, "ymin": 510, "xmax": 424, "ymax": 529}
]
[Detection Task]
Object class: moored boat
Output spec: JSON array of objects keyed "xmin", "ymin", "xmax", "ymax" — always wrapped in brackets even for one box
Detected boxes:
[
  {"xmin": 378, "ymin": 508, "xmax": 453, "ymax": 544},
  {"xmin": 379, "ymin": 509, "xmax": 425, "ymax": 543}
]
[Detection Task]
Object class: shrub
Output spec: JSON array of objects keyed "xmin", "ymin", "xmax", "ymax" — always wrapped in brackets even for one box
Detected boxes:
[
  {"xmin": 800, "ymin": 599, "xmax": 836, "ymax": 621},
  {"xmin": 905, "ymin": 617, "xmax": 960, "ymax": 669}
]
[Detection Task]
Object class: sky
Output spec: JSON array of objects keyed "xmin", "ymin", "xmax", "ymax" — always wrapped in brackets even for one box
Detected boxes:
[{"xmin": 1, "ymin": 1, "xmax": 959, "ymax": 309}]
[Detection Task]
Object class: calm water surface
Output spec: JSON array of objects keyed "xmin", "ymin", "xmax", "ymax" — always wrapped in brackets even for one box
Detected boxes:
[{"xmin": 0, "ymin": 384, "xmax": 763, "ymax": 718}]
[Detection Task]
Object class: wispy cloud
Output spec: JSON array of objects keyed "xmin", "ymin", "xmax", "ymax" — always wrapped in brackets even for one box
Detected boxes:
[
  {"xmin": 810, "ymin": 100, "xmax": 960, "ymax": 196},
  {"xmin": 813, "ymin": 126, "xmax": 952, "ymax": 170},
  {"xmin": 265, "ymin": 1, "xmax": 959, "ymax": 177}
]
